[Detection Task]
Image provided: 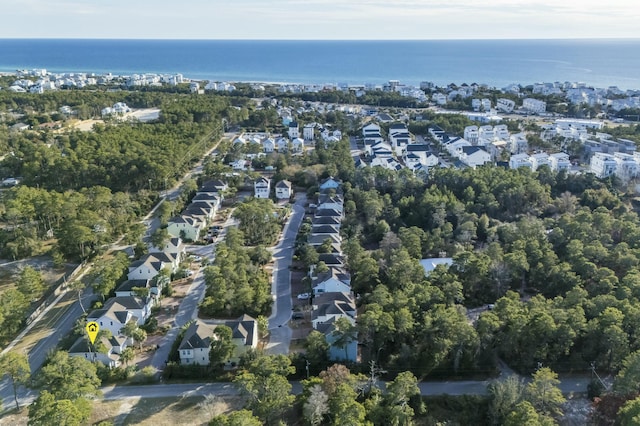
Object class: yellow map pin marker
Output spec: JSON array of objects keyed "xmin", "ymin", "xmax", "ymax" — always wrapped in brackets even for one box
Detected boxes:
[{"xmin": 86, "ymin": 321, "xmax": 100, "ymax": 344}]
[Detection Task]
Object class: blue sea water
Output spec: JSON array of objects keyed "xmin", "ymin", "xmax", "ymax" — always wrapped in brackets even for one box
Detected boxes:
[{"xmin": 1, "ymin": 39, "xmax": 640, "ymax": 90}]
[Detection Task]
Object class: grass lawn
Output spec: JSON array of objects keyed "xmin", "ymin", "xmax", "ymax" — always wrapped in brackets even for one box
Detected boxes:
[
  {"xmin": 0, "ymin": 396, "xmax": 244, "ymax": 426},
  {"xmin": 9, "ymin": 290, "xmax": 78, "ymax": 354}
]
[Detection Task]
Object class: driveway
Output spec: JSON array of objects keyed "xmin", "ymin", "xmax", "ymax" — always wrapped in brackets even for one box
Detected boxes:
[{"xmin": 265, "ymin": 194, "xmax": 306, "ymax": 355}]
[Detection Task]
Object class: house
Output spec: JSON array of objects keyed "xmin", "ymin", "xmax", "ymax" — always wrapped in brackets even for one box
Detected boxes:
[
  {"xmin": 319, "ymin": 177, "xmax": 342, "ymax": 192},
  {"xmin": 376, "ymin": 113, "xmax": 394, "ymax": 123},
  {"xmin": 614, "ymin": 152, "xmax": 639, "ymax": 182},
  {"xmin": 464, "ymin": 126, "xmax": 479, "ymax": 144},
  {"xmin": 509, "ymin": 133, "xmax": 529, "ymax": 154},
  {"xmin": 522, "ymin": 98, "xmax": 547, "ymax": 113},
  {"xmin": 254, "ymin": 177, "xmax": 271, "ymax": 199},
  {"xmin": 497, "ymin": 98, "xmax": 515, "ymax": 113},
  {"xmin": 317, "ymin": 196, "xmax": 343, "ymax": 213},
  {"xmin": 531, "ymin": 153, "xmax": 550, "ymax": 171},
  {"xmin": 318, "ymin": 193, "xmax": 343, "ymax": 205},
  {"xmin": 184, "ymin": 200, "xmax": 218, "ymax": 222},
  {"xmin": 404, "ymin": 144, "xmax": 439, "ymax": 168},
  {"xmin": 288, "ymin": 121, "xmax": 300, "ymax": 139},
  {"xmin": 420, "ymin": 258, "xmax": 454, "ymax": 276},
  {"xmin": 275, "ymin": 180, "xmax": 293, "ymax": 200},
  {"xmin": 69, "ymin": 335, "xmax": 129, "ymax": 368},
  {"xmin": 200, "ymin": 180, "xmax": 228, "ymax": 193},
  {"xmin": 313, "ymin": 208, "xmax": 343, "ymax": 219},
  {"xmin": 262, "ymin": 137, "xmax": 275, "ymax": 153},
  {"xmin": 291, "ymin": 137, "xmax": 305, "ymax": 152},
  {"xmin": 312, "ymin": 268, "xmax": 351, "ymax": 295},
  {"xmin": 549, "ymin": 152, "xmax": 571, "ymax": 172},
  {"xmin": 276, "ymin": 137, "xmax": 289, "ymax": 151},
  {"xmin": 460, "ymin": 146, "xmax": 491, "ymax": 168},
  {"xmin": 316, "ymin": 317, "xmax": 358, "ymax": 362},
  {"xmin": 312, "ymin": 292, "xmax": 356, "ymax": 329},
  {"xmin": 86, "ymin": 296, "xmax": 151, "ymax": 336},
  {"xmin": 317, "ymin": 253, "xmax": 345, "ymax": 267},
  {"xmin": 509, "ymin": 153, "xmax": 534, "ymax": 170},
  {"xmin": 179, "ymin": 316, "xmax": 258, "ymax": 366},
  {"xmin": 303, "ymin": 123, "xmax": 315, "ymax": 141},
  {"xmin": 115, "ymin": 279, "xmax": 151, "ymax": 298},
  {"xmin": 444, "ymin": 137, "xmax": 472, "ymax": 158},
  {"xmin": 167, "ymin": 215, "xmax": 204, "ymax": 242},
  {"xmin": 308, "ymin": 233, "xmax": 342, "ymax": 247},
  {"xmin": 362, "ymin": 123, "xmax": 381, "ymax": 138},
  {"xmin": 178, "ymin": 321, "xmax": 217, "ymax": 366},
  {"xmin": 590, "ymin": 152, "xmax": 617, "ymax": 178},
  {"xmin": 10, "ymin": 123, "xmax": 29, "ymax": 132},
  {"xmin": 311, "ymin": 224, "xmax": 341, "ymax": 240},
  {"xmin": 192, "ymin": 192, "xmax": 222, "ymax": 209},
  {"xmin": 128, "ymin": 252, "xmax": 179, "ymax": 280},
  {"xmin": 312, "ymin": 216, "xmax": 342, "ymax": 227},
  {"xmin": 232, "ymin": 159, "xmax": 252, "ymax": 171}
]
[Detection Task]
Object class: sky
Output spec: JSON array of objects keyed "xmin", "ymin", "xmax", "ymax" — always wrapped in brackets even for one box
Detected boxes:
[{"xmin": 2, "ymin": 0, "xmax": 640, "ymax": 40}]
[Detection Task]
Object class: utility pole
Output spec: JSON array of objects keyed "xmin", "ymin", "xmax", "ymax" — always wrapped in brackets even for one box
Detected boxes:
[{"xmin": 590, "ymin": 361, "xmax": 610, "ymax": 391}]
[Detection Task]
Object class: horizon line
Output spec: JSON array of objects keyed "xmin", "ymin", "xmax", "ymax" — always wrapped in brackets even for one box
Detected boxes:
[{"xmin": 1, "ymin": 36, "xmax": 640, "ymax": 42}]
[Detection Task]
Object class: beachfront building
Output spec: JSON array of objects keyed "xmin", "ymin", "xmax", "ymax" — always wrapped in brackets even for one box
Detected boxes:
[
  {"xmin": 509, "ymin": 153, "xmax": 534, "ymax": 170},
  {"xmin": 549, "ymin": 152, "xmax": 571, "ymax": 172},
  {"xmin": 590, "ymin": 153, "xmax": 617, "ymax": 178},
  {"xmin": 464, "ymin": 126, "xmax": 479, "ymax": 144},
  {"xmin": 614, "ymin": 152, "xmax": 640, "ymax": 182},
  {"xmin": 522, "ymin": 98, "xmax": 547, "ymax": 114},
  {"xmin": 497, "ymin": 98, "xmax": 515, "ymax": 113}
]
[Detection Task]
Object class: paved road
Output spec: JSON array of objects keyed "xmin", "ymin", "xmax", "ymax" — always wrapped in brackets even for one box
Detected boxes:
[
  {"xmin": 0, "ymin": 369, "xmax": 597, "ymax": 411},
  {"xmin": 150, "ymin": 213, "xmax": 238, "ymax": 372},
  {"xmin": 265, "ymin": 194, "xmax": 307, "ymax": 355}
]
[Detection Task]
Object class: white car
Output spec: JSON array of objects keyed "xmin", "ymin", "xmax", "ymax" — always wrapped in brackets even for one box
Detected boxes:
[
  {"xmin": 191, "ymin": 255, "xmax": 202, "ymax": 262},
  {"xmin": 297, "ymin": 293, "xmax": 311, "ymax": 300}
]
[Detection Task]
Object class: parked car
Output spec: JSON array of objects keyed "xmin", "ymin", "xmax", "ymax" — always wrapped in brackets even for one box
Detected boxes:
[
  {"xmin": 191, "ymin": 255, "xmax": 202, "ymax": 262},
  {"xmin": 292, "ymin": 312, "xmax": 304, "ymax": 320},
  {"xmin": 297, "ymin": 293, "xmax": 311, "ymax": 300}
]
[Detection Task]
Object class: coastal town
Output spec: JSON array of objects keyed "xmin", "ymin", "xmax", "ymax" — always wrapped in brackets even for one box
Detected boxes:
[{"xmin": 1, "ymin": 66, "xmax": 640, "ymax": 424}]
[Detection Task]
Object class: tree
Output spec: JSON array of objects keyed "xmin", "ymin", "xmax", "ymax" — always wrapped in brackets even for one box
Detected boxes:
[
  {"xmin": 234, "ymin": 354, "xmax": 295, "ymax": 424},
  {"xmin": 209, "ymin": 325, "xmax": 235, "ymax": 368},
  {"xmin": 504, "ymin": 401, "xmax": 555, "ymax": 426},
  {"xmin": 331, "ymin": 317, "xmax": 357, "ymax": 361},
  {"xmin": 209, "ymin": 409, "xmax": 262, "ymax": 426},
  {"xmin": 150, "ymin": 227, "xmax": 170, "ymax": 249},
  {"xmin": 305, "ymin": 331, "xmax": 330, "ymax": 373},
  {"xmin": 234, "ymin": 372, "xmax": 294, "ymax": 424},
  {"xmin": 525, "ymin": 367, "xmax": 565, "ymax": 417},
  {"xmin": 614, "ymin": 350, "xmax": 640, "ymax": 396},
  {"xmin": 488, "ymin": 375, "xmax": 526, "ymax": 425},
  {"xmin": 256, "ymin": 315, "xmax": 269, "ymax": 341},
  {"xmin": 28, "ymin": 391, "xmax": 92, "ymax": 426},
  {"xmin": 618, "ymin": 396, "xmax": 640, "ymax": 426},
  {"xmin": 0, "ymin": 351, "xmax": 31, "ymax": 410},
  {"xmin": 303, "ymin": 384, "xmax": 329, "ymax": 426},
  {"xmin": 38, "ymin": 351, "xmax": 101, "ymax": 400},
  {"xmin": 384, "ymin": 371, "xmax": 421, "ymax": 425},
  {"xmin": 131, "ymin": 328, "xmax": 147, "ymax": 351},
  {"xmin": 119, "ymin": 347, "xmax": 135, "ymax": 367},
  {"xmin": 328, "ymin": 383, "xmax": 366, "ymax": 426},
  {"xmin": 233, "ymin": 198, "xmax": 280, "ymax": 245},
  {"xmin": 17, "ymin": 265, "xmax": 45, "ymax": 301}
]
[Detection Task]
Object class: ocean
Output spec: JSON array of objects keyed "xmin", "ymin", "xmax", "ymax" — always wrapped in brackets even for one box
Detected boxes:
[{"xmin": 1, "ymin": 39, "xmax": 640, "ymax": 90}]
